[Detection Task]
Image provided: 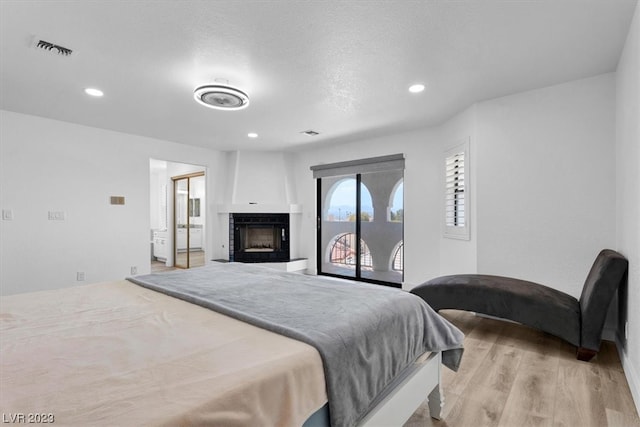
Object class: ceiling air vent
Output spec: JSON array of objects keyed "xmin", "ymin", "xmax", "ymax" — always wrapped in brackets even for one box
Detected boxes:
[
  {"xmin": 32, "ymin": 37, "xmax": 73, "ymax": 57},
  {"xmin": 301, "ymin": 130, "xmax": 320, "ymax": 136}
]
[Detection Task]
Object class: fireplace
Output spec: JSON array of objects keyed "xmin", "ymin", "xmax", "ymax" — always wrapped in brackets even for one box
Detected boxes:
[{"xmin": 230, "ymin": 213, "xmax": 290, "ymax": 263}]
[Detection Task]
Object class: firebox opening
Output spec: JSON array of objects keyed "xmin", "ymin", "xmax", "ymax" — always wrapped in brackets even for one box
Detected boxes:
[
  {"xmin": 241, "ymin": 226, "xmax": 282, "ymax": 252},
  {"xmin": 230, "ymin": 213, "xmax": 290, "ymax": 262}
]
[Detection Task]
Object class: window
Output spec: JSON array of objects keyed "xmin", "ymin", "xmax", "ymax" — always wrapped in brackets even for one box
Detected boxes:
[
  {"xmin": 311, "ymin": 154, "xmax": 404, "ymax": 287},
  {"xmin": 444, "ymin": 141, "xmax": 470, "ymax": 240},
  {"xmin": 324, "ymin": 179, "xmax": 373, "ymax": 222}
]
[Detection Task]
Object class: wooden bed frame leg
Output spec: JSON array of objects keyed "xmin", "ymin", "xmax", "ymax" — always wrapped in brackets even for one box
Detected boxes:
[
  {"xmin": 427, "ymin": 384, "xmax": 444, "ymax": 420},
  {"xmin": 576, "ymin": 347, "xmax": 597, "ymax": 362}
]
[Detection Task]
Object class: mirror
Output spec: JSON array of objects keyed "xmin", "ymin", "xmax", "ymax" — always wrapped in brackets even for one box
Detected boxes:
[{"xmin": 173, "ymin": 173, "xmax": 205, "ymax": 269}]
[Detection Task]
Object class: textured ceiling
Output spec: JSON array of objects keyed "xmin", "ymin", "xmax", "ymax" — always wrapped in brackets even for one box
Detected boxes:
[{"xmin": 0, "ymin": 1, "xmax": 637, "ymax": 151}]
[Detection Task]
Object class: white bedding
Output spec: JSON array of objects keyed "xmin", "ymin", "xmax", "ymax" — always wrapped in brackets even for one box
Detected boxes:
[
  {"xmin": 129, "ymin": 262, "xmax": 464, "ymax": 427},
  {"xmin": 0, "ymin": 280, "xmax": 327, "ymax": 426}
]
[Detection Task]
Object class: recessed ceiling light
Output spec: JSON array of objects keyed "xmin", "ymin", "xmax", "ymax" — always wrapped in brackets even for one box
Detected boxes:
[
  {"xmin": 247, "ymin": 132, "xmax": 258, "ymax": 138},
  {"xmin": 84, "ymin": 88, "xmax": 104, "ymax": 97},
  {"xmin": 194, "ymin": 84, "xmax": 250, "ymax": 110},
  {"xmin": 408, "ymin": 84, "xmax": 425, "ymax": 93}
]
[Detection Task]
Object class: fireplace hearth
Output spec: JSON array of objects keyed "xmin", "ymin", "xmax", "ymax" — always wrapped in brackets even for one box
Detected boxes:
[{"xmin": 230, "ymin": 213, "xmax": 290, "ymax": 263}]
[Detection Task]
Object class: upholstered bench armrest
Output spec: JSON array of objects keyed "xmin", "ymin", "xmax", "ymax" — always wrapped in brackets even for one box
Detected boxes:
[{"xmin": 579, "ymin": 249, "xmax": 628, "ymax": 351}]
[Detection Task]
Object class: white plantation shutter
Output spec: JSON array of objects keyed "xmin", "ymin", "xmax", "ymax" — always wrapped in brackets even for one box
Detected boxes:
[
  {"xmin": 444, "ymin": 141, "xmax": 470, "ymax": 239},
  {"xmin": 445, "ymin": 152, "xmax": 465, "ymax": 226}
]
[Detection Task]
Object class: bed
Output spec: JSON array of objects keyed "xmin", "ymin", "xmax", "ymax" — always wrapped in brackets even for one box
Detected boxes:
[{"xmin": 1, "ymin": 263, "xmax": 464, "ymax": 427}]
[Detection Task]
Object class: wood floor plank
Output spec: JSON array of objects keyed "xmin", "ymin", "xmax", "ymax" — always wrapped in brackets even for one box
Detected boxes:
[
  {"xmin": 598, "ymin": 366, "xmax": 640, "ymax": 424},
  {"xmin": 553, "ymin": 357, "xmax": 608, "ymax": 427},
  {"xmin": 499, "ymin": 413, "xmax": 551, "ymax": 427},
  {"xmin": 404, "ymin": 311, "xmax": 639, "ymax": 427},
  {"xmin": 443, "ymin": 336, "xmax": 494, "ymax": 396},
  {"xmin": 442, "ymin": 384, "xmax": 510, "ymax": 427},
  {"xmin": 439, "ymin": 310, "xmax": 481, "ymax": 335},
  {"xmin": 403, "ymin": 392, "xmax": 462, "ymax": 427},
  {"xmin": 498, "ymin": 350, "xmax": 558, "ymax": 427},
  {"xmin": 595, "ymin": 340, "xmax": 626, "ymax": 372},
  {"xmin": 465, "ymin": 316, "xmax": 509, "ymax": 343},
  {"xmin": 468, "ymin": 343, "xmax": 523, "ymax": 394},
  {"xmin": 605, "ymin": 408, "xmax": 640, "ymax": 427}
]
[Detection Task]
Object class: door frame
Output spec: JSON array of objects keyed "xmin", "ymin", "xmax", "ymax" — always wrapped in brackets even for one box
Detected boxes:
[{"xmin": 316, "ymin": 176, "xmax": 402, "ymax": 288}]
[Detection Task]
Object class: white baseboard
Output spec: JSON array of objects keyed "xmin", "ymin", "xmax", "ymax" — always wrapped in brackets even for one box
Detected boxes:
[{"xmin": 616, "ymin": 334, "xmax": 640, "ymax": 416}]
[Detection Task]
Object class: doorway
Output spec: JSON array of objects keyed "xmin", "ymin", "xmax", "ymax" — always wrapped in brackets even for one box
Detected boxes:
[
  {"xmin": 173, "ymin": 172, "xmax": 205, "ymax": 269},
  {"xmin": 316, "ymin": 171, "xmax": 403, "ymax": 287},
  {"xmin": 150, "ymin": 159, "xmax": 206, "ymax": 272}
]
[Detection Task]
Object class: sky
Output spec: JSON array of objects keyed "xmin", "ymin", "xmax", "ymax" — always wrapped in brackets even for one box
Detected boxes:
[{"xmin": 327, "ymin": 179, "xmax": 403, "ymax": 218}]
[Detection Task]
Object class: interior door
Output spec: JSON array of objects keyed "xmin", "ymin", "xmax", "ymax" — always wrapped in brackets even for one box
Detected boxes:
[{"xmin": 173, "ymin": 172, "xmax": 205, "ymax": 269}]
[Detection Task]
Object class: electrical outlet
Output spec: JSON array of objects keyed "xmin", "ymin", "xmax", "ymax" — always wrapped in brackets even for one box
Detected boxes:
[
  {"xmin": 130, "ymin": 266, "xmax": 137, "ymax": 275},
  {"xmin": 625, "ymin": 321, "xmax": 629, "ymax": 340},
  {"xmin": 76, "ymin": 272, "xmax": 85, "ymax": 281}
]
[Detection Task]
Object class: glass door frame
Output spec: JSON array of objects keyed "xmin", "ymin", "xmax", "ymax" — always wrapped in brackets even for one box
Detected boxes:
[
  {"xmin": 172, "ymin": 171, "xmax": 205, "ymax": 269},
  {"xmin": 316, "ymin": 176, "xmax": 402, "ymax": 288}
]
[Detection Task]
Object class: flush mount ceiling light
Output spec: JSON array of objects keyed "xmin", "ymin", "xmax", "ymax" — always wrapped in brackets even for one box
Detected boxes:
[
  {"xmin": 84, "ymin": 87, "xmax": 104, "ymax": 97},
  {"xmin": 193, "ymin": 84, "xmax": 250, "ymax": 110},
  {"xmin": 408, "ymin": 83, "xmax": 425, "ymax": 93},
  {"xmin": 247, "ymin": 132, "xmax": 258, "ymax": 138}
]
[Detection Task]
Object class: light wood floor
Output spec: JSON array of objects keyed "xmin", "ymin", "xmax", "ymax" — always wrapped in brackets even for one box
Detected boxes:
[
  {"xmin": 150, "ymin": 260, "xmax": 175, "ymax": 273},
  {"xmin": 404, "ymin": 310, "xmax": 640, "ymax": 427},
  {"xmin": 174, "ymin": 249, "xmax": 205, "ymax": 268},
  {"xmin": 151, "ymin": 250, "xmax": 205, "ymax": 273}
]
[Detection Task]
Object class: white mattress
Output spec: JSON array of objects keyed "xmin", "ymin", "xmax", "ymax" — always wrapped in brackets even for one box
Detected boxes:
[{"xmin": 0, "ymin": 280, "xmax": 327, "ymax": 426}]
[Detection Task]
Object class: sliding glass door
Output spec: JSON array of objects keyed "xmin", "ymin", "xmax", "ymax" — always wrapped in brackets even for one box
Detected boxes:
[
  {"xmin": 314, "ymin": 155, "xmax": 404, "ymax": 287},
  {"xmin": 318, "ymin": 174, "xmax": 358, "ymax": 279},
  {"xmin": 359, "ymin": 169, "xmax": 403, "ymax": 284}
]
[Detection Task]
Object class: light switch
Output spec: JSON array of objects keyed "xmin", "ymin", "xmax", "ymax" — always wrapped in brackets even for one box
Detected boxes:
[{"xmin": 2, "ymin": 209, "xmax": 13, "ymax": 220}]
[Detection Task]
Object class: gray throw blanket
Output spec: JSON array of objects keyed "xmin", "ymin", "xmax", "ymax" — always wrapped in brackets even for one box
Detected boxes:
[{"xmin": 128, "ymin": 263, "xmax": 464, "ymax": 427}]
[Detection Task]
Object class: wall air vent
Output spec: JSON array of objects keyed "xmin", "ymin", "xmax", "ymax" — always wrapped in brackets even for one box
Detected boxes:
[
  {"xmin": 32, "ymin": 37, "xmax": 73, "ymax": 57},
  {"xmin": 301, "ymin": 130, "xmax": 320, "ymax": 136}
]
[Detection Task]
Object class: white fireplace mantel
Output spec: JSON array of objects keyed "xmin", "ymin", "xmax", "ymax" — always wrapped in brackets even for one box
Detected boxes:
[{"xmin": 216, "ymin": 203, "xmax": 303, "ymax": 214}]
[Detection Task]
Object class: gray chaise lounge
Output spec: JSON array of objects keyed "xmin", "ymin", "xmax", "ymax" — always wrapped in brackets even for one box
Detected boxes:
[{"xmin": 410, "ymin": 249, "xmax": 628, "ymax": 361}]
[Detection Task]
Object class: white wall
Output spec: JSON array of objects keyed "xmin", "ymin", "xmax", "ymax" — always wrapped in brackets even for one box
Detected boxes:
[
  {"xmin": 149, "ymin": 160, "xmax": 167, "ymax": 231},
  {"xmin": 226, "ymin": 151, "xmax": 298, "ymax": 205},
  {"xmin": 294, "ymin": 75, "xmax": 617, "ymax": 296},
  {"xmin": 0, "ymin": 110, "xmax": 227, "ymax": 295},
  {"xmin": 475, "ymin": 74, "xmax": 617, "ymax": 298},
  {"xmin": 438, "ymin": 106, "xmax": 478, "ymax": 275},
  {"xmin": 615, "ymin": 1, "xmax": 640, "ymax": 411}
]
